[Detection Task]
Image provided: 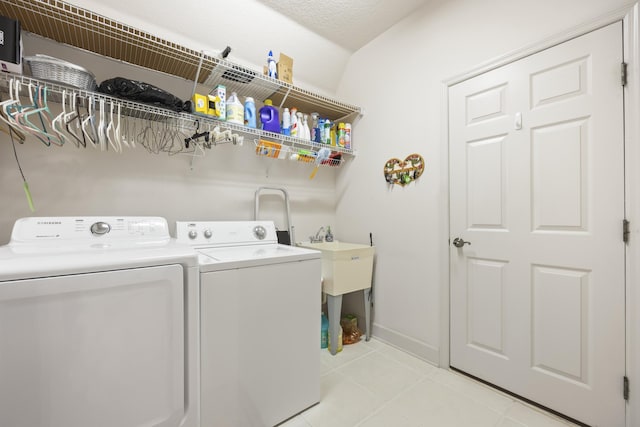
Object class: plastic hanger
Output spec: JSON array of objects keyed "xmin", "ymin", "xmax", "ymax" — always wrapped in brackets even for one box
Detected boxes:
[
  {"xmin": 97, "ymin": 97, "xmax": 107, "ymax": 151},
  {"xmin": 12, "ymin": 83, "xmax": 54, "ymax": 146},
  {"xmin": 4, "ymin": 79, "xmax": 24, "ymax": 121},
  {"xmin": 81, "ymin": 96, "xmax": 98, "ymax": 148},
  {"xmin": 115, "ymin": 103, "xmax": 126, "ymax": 148},
  {"xmin": 105, "ymin": 101, "xmax": 122, "ymax": 153},
  {"xmin": 20, "ymin": 85, "xmax": 62, "ymax": 146},
  {"xmin": 51, "ymin": 89, "xmax": 70, "ymax": 145},
  {"xmin": 0, "ymin": 80, "xmax": 26, "ymax": 142},
  {"xmin": 65, "ymin": 94, "xmax": 86, "ymax": 148}
]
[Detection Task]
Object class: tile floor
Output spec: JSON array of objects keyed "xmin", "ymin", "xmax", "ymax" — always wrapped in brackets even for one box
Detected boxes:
[{"xmin": 281, "ymin": 338, "xmax": 580, "ymax": 427}]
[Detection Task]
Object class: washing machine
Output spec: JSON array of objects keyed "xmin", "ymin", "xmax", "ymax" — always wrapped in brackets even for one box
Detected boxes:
[
  {"xmin": 176, "ymin": 220, "xmax": 321, "ymax": 427},
  {"xmin": 0, "ymin": 217, "xmax": 199, "ymax": 427}
]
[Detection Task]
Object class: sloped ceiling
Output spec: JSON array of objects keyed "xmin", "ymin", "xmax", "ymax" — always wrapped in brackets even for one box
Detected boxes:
[{"xmin": 257, "ymin": 0, "xmax": 433, "ymax": 51}]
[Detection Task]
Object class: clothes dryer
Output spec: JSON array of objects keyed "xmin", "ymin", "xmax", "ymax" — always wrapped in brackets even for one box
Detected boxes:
[{"xmin": 0, "ymin": 217, "xmax": 199, "ymax": 427}]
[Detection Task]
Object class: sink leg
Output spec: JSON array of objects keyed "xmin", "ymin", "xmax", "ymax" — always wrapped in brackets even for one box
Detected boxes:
[
  {"xmin": 326, "ymin": 294, "xmax": 342, "ymax": 355},
  {"xmin": 364, "ymin": 288, "xmax": 372, "ymax": 341}
]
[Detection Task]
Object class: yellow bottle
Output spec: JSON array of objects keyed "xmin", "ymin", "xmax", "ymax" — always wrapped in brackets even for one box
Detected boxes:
[
  {"xmin": 328, "ymin": 326, "xmax": 343, "ymax": 353},
  {"xmin": 337, "ymin": 122, "xmax": 346, "ymax": 147}
]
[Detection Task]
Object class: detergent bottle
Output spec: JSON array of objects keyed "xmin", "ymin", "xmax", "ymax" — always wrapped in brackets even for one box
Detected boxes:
[
  {"xmin": 321, "ymin": 313, "xmax": 329, "ymax": 349},
  {"xmin": 259, "ymin": 99, "xmax": 281, "ymax": 133},
  {"xmin": 244, "ymin": 97, "xmax": 256, "ymax": 128},
  {"xmin": 226, "ymin": 92, "xmax": 244, "ymax": 124}
]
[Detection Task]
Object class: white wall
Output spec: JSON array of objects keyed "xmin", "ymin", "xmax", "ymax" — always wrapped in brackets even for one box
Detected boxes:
[
  {"xmin": 336, "ymin": 0, "xmax": 633, "ymax": 362},
  {"xmin": 0, "ymin": 0, "xmax": 351, "ymax": 244}
]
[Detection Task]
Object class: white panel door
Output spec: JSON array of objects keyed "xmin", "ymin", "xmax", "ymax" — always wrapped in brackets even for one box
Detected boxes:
[
  {"xmin": 449, "ymin": 22, "xmax": 624, "ymax": 426},
  {"xmin": 0, "ymin": 265, "xmax": 185, "ymax": 427}
]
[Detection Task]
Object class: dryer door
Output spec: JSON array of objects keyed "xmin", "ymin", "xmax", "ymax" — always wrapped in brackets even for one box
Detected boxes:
[{"xmin": 0, "ymin": 264, "xmax": 185, "ymax": 427}]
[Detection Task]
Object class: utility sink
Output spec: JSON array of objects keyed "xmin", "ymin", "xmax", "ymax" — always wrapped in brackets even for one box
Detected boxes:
[{"xmin": 299, "ymin": 241, "xmax": 375, "ymax": 296}]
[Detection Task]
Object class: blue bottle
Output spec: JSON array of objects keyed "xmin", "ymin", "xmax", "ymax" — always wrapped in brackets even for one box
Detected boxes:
[
  {"xmin": 321, "ymin": 313, "xmax": 329, "ymax": 349},
  {"xmin": 260, "ymin": 99, "xmax": 281, "ymax": 133},
  {"xmin": 316, "ymin": 118, "xmax": 325, "ymax": 143},
  {"xmin": 244, "ymin": 97, "xmax": 256, "ymax": 128}
]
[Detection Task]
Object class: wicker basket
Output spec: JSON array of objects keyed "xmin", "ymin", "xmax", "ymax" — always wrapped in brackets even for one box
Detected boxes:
[{"xmin": 25, "ymin": 54, "xmax": 97, "ymax": 91}]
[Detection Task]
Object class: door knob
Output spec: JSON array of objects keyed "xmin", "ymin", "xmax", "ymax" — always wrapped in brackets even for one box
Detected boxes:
[{"xmin": 452, "ymin": 238, "xmax": 471, "ymax": 248}]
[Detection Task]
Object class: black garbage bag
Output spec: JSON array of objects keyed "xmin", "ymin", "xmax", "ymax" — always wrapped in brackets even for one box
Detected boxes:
[{"xmin": 97, "ymin": 77, "xmax": 186, "ymax": 112}]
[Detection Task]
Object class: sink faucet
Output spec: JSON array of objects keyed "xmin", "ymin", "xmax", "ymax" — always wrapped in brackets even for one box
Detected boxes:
[{"xmin": 310, "ymin": 226, "xmax": 325, "ymax": 243}]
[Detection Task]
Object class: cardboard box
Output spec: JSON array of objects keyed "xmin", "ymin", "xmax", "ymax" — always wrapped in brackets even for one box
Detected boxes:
[
  {"xmin": 192, "ymin": 93, "xmax": 209, "ymax": 115},
  {"xmin": 191, "ymin": 93, "xmax": 222, "ymax": 118},
  {"xmin": 277, "ymin": 53, "xmax": 293, "ymax": 84},
  {"xmin": 0, "ymin": 15, "xmax": 22, "ymax": 74},
  {"xmin": 210, "ymin": 84, "xmax": 226, "ymax": 119}
]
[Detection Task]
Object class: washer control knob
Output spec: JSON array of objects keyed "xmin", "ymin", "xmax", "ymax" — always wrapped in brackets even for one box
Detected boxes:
[
  {"xmin": 188, "ymin": 230, "xmax": 198, "ymax": 239},
  {"xmin": 90, "ymin": 221, "xmax": 111, "ymax": 235},
  {"xmin": 253, "ymin": 225, "xmax": 267, "ymax": 240},
  {"xmin": 204, "ymin": 229, "xmax": 213, "ymax": 239}
]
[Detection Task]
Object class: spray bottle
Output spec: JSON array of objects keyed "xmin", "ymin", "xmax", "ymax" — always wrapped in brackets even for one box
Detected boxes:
[
  {"xmin": 267, "ymin": 50, "xmax": 278, "ymax": 79},
  {"xmin": 290, "ymin": 107, "xmax": 298, "ymax": 137},
  {"xmin": 311, "ymin": 112, "xmax": 320, "ymax": 142}
]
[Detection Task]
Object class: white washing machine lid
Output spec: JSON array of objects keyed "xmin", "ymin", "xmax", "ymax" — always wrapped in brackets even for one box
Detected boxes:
[
  {"xmin": 197, "ymin": 243, "xmax": 320, "ymax": 272},
  {"xmin": 0, "ymin": 217, "xmax": 198, "ymax": 281},
  {"xmin": 175, "ymin": 220, "xmax": 320, "ymax": 271}
]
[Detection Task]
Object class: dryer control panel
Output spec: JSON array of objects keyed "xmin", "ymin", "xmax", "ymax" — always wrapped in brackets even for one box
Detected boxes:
[
  {"xmin": 176, "ymin": 221, "xmax": 278, "ymax": 248},
  {"xmin": 10, "ymin": 217, "xmax": 170, "ymax": 243}
]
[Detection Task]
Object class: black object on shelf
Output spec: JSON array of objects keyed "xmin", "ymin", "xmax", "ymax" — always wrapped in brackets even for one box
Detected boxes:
[
  {"xmin": 0, "ymin": 15, "xmax": 21, "ymax": 73},
  {"xmin": 98, "ymin": 77, "xmax": 186, "ymax": 112}
]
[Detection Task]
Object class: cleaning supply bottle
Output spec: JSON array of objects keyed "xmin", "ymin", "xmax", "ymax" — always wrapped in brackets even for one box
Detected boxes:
[
  {"xmin": 345, "ymin": 123, "xmax": 352, "ymax": 149},
  {"xmin": 267, "ymin": 50, "xmax": 278, "ymax": 79},
  {"xmin": 226, "ymin": 92, "xmax": 244, "ymax": 124},
  {"xmin": 244, "ymin": 97, "xmax": 256, "ymax": 128},
  {"xmin": 290, "ymin": 107, "xmax": 298, "ymax": 137},
  {"xmin": 311, "ymin": 113, "xmax": 320, "ymax": 142},
  {"xmin": 317, "ymin": 118, "xmax": 325, "ymax": 143},
  {"xmin": 321, "ymin": 313, "xmax": 329, "ymax": 349},
  {"xmin": 337, "ymin": 122, "xmax": 346, "ymax": 147},
  {"xmin": 298, "ymin": 113, "xmax": 309, "ymax": 141},
  {"xmin": 328, "ymin": 325, "xmax": 343, "ymax": 353},
  {"xmin": 323, "ymin": 119, "xmax": 332, "ymax": 145},
  {"xmin": 296, "ymin": 112, "xmax": 305, "ymax": 140},
  {"xmin": 281, "ymin": 107, "xmax": 291, "ymax": 136},
  {"xmin": 259, "ymin": 99, "xmax": 281, "ymax": 133},
  {"xmin": 302, "ymin": 114, "xmax": 311, "ymax": 141}
]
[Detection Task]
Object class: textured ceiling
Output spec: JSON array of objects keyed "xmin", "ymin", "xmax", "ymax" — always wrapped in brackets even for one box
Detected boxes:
[{"xmin": 257, "ymin": 0, "xmax": 433, "ymax": 51}]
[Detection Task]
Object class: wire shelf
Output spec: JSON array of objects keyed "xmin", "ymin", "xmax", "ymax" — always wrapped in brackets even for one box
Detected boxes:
[
  {"xmin": 0, "ymin": 72, "xmax": 354, "ymax": 162},
  {"xmin": 254, "ymin": 139, "xmax": 344, "ymax": 168},
  {"xmin": 0, "ymin": 0, "xmax": 362, "ymax": 122}
]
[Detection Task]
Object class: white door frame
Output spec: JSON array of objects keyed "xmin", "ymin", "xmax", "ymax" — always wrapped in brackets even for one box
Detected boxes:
[{"xmin": 440, "ymin": 3, "xmax": 640, "ymax": 425}]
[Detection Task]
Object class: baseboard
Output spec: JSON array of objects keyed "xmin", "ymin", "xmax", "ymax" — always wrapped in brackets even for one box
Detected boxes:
[{"xmin": 372, "ymin": 323, "xmax": 440, "ymax": 365}]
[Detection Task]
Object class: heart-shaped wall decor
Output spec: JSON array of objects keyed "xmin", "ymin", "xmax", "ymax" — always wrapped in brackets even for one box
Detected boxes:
[{"xmin": 383, "ymin": 154, "xmax": 425, "ymax": 186}]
